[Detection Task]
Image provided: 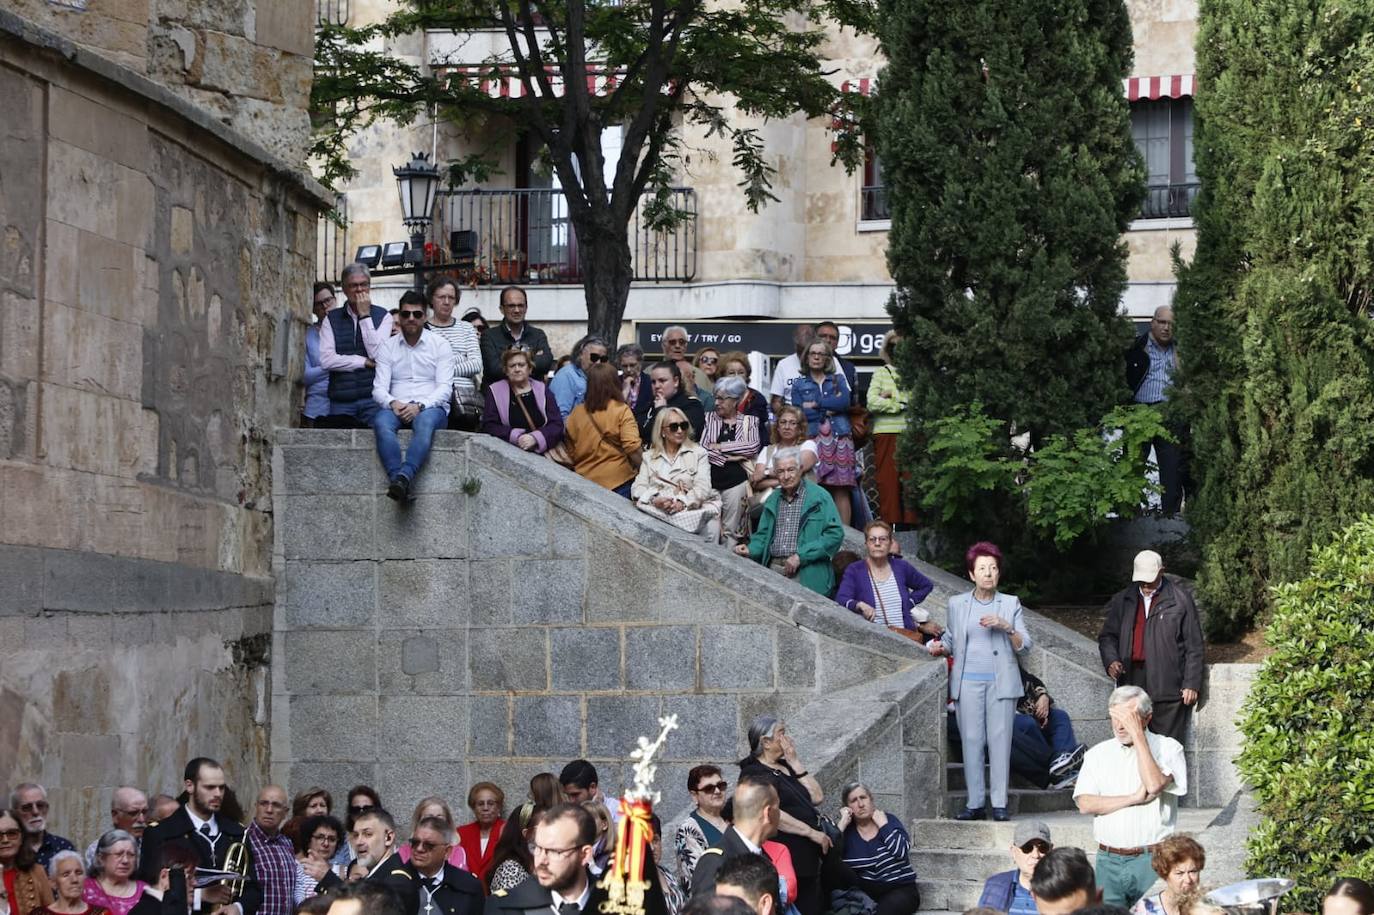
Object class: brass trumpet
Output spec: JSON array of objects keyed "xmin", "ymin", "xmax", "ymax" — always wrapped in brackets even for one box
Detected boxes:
[{"xmin": 220, "ymin": 841, "xmax": 250, "ymax": 899}]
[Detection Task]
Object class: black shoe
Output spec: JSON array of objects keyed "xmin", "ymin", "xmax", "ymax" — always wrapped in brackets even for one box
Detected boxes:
[
  {"xmin": 387, "ymin": 474, "xmax": 412, "ymax": 502},
  {"xmin": 991, "ymin": 807, "xmax": 1010, "ymax": 822},
  {"xmin": 954, "ymin": 806, "xmax": 986, "ymax": 821}
]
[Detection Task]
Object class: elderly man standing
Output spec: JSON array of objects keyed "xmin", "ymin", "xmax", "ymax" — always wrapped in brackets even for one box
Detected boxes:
[
  {"xmin": 1074, "ymin": 686, "xmax": 1187, "ymax": 909},
  {"xmin": 247, "ymin": 786, "xmax": 304, "ymax": 915},
  {"xmin": 10, "ymin": 783, "xmax": 74, "ymax": 869},
  {"xmin": 1127, "ymin": 305, "xmax": 1187, "ymax": 514},
  {"xmin": 735, "ymin": 447, "xmax": 844, "ymax": 595},
  {"xmin": 371, "ymin": 292, "xmax": 455, "ymax": 502},
  {"xmin": 321, "ymin": 263, "xmax": 393, "ymax": 427},
  {"xmin": 84, "ymin": 787, "xmax": 148, "ymax": 870},
  {"xmin": 660, "ymin": 325, "xmax": 714, "ymax": 408},
  {"xmin": 1098, "ymin": 550, "xmax": 1204, "ymax": 742}
]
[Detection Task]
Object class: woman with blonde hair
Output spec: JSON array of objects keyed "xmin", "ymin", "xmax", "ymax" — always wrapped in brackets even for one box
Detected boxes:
[{"xmin": 631, "ymin": 407, "xmax": 720, "ymax": 541}]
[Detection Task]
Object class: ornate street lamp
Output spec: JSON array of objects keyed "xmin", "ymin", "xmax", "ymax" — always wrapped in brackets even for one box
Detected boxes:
[{"xmin": 393, "ymin": 151, "xmax": 441, "ymax": 292}]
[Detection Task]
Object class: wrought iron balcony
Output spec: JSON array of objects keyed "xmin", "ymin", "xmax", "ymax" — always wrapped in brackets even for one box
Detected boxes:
[
  {"xmin": 1140, "ymin": 182, "xmax": 1199, "ymax": 220},
  {"xmin": 423, "ymin": 186, "xmax": 697, "ymax": 285}
]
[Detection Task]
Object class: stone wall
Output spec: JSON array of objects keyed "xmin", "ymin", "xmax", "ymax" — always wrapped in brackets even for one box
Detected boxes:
[
  {"xmin": 271, "ymin": 431, "xmax": 949, "ymax": 826},
  {"xmin": 0, "ymin": 10, "xmax": 325, "ymax": 841}
]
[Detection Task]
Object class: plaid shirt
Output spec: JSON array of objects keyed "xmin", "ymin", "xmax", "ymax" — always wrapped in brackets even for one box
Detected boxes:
[
  {"xmin": 769, "ymin": 486, "xmax": 806, "ymax": 557},
  {"xmin": 246, "ymin": 821, "xmax": 299, "ymax": 915}
]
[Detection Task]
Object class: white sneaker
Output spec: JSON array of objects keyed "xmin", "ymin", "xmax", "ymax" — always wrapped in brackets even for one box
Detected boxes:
[{"xmin": 1050, "ymin": 743, "xmax": 1086, "ymax": 777}]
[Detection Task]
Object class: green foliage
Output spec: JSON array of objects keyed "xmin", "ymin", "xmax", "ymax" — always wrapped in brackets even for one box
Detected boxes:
[
  {"xmin": 878, "ymin": 0, "xmax": 1144, "ymax": 564},
  {"xmin": 1237, "ymin": 517, "xmax": 1374, "ymax": 910},
  {"xmin": 1172, "ymin": 0, "xmax": 1374, "ymax": 639},
  {"xmin": 914, "ymin": 403, "xmax": 1167, "ymax": 553},
  {"xmin": 312, "ymin": 0, "xmax": 875, "ymax": 339},
  {"xmin": 1026, "ymin": 406, "xmax": 1169, "ymax": 548}
]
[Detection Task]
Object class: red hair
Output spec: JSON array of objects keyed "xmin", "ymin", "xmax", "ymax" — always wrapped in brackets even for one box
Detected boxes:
[{"xmin": 965, "ymin": 541, "xmax": 1003, "ymax": 574}]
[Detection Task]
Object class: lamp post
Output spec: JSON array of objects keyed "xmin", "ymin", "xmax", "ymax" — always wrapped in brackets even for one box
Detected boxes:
[{"xmin": 393, "ymin": 151, "xmax": 441, "ymax": 293}]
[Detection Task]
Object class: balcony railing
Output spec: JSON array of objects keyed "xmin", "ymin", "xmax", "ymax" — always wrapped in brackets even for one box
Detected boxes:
[
  {"xmin": 1140, "ymin": 182, "xmax": 1199, "ymax": 220},
  {"xmin": 428, "ymin": 187, "xmax": 697, "ymax": 284},
  {"xmin": 860, "ymin": 185, "xmax": 890, "ymax": 221}
]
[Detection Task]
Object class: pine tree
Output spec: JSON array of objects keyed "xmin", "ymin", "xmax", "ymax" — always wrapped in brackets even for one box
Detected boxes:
[
  {"xmin": 1173, "ymin": 0, "xmax": 1374, "ymax": 638},
  {"xmin": 877, "ymin": 0, "xmax": 1144, "ymax": 551}
]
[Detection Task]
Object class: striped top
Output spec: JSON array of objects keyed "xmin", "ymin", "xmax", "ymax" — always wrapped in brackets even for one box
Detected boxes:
[
  {"xmin": 1133, "ymin": 335, "xmax": 1177, "ymax": 405},
  {"xmin": 841, "ymin": 816, "xmax": 917, "ymax": 885},
  {"xmin": 425, "ymin": 319, "xmax": 484, "ymax": 409},
  {"xmin": 871, "ymin": 572, "xmax": 904, "ymax": 627}
]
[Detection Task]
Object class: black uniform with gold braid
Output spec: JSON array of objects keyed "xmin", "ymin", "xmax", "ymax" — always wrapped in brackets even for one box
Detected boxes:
[
  {"xmin": 407, "ymin": 861, "xmax": 483, "ymax": 915},
  {"xmin": 365, "ymin": 851, "xmax": 421, "ymax": 915},
  {"xmin": 483, "ymin": 861, "xmax": 668, "ymax": 915}
]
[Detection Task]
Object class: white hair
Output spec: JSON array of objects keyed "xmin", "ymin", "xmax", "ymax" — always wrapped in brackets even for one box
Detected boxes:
[
  {"xmin": 772, "ymin": 446, "xmax": 802, "ymax": 469},
  {"xmin": 48, "ymin": 850, "xmax": 84, "ymax": 878},
  {"xmin": 663, "ymin": 325, "xmax": 689, "ymax": 340},
  {"xmin": 1108, "ymin": 684, "xmax": 1153, "ymax": 718}
]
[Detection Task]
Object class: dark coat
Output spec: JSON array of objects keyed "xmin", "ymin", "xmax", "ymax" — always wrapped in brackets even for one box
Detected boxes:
[
  {"xmin": 627, "ymin": 371, "xmax": 655, "ymax": 428},
  {"xmin": 407, "ymin": 862, "xmax": 483, "ymax": 915},
  {"xmin": 485, "ymin": 865, "xmax": 668, "ymax": 915},
  {"xmin": 366, "ymin": 852, "xmax": 421, "ymax": 915},
  {"xmin": 481, "ymin": 322, "xmax": 554, "ymax": 385},
  {"xmin": 1098, "ymin": 576, "xmax": 1205, "ymax": 699},
  {"xmin": 137, "ymin": 806, "xmax": 261, "ymax": 915},
  {"xmin": 688, "ymin": 827, "xmax": 757, "ymax": 898},
  {"xmin": 1126, "ymin": 332, "xmax": 1152, "ymax": 397},
  {"xmin": 640, "ymin": 389, "xmax": 707, "ymax": 444}
]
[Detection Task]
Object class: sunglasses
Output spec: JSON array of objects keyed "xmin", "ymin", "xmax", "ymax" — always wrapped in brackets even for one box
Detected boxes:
[
  {"xmin": 698, "ymin": 356, "xmax": 718, "ymax": 364},
  {"xmin": 18, "ymin": 802, "xmax": 48, "ymax": 813},
  {"xmin": 694, "ymin": 782, "xmax": 728, "ymax": 794},
  {"xmin": 587, "ymin": 353, "xmax": 607, "ymax": 363},
  {"xmin": 349, "ymin": 804, "xmax": 375, "ymax": 815},
  {"xmin": 399, "ymin": 310, "xmax": 425, "ymax": 319},
  {"xmin": 408, "ymin": 838, "xmax": 444, "ymax": 851},
  {"xmin": 665, "ymin": 422, "xmax": 690, "ymax": 433},
  {"xmin": 1019, "ymin": 840, "xmax": 1051, "ymax": 855}
]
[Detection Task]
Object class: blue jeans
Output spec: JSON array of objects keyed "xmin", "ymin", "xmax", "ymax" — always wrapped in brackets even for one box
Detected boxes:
[
  {"xmin": 1010, "ymin": 707, "xmax": 1079, "ymax": 787},
  {"xmin": 372, "ymin": 405, "xmax": 447, "ymax": 480},
  {"xmin": 327, "ymin": 398, "xmax": 380, "ymax": 426}
]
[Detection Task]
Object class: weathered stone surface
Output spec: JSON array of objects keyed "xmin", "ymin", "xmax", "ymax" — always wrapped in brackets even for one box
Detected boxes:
[
  {"xmin": 288, "ymin": 696, "xmax": 377, "ymax": 760},
  {"xmin": 280, "ymin": 560, "xmax": 375, "ymax": 629},
  {"xmin": 469, "ymin": 629, "xmax": 547, "ymax": 691},
  {"xmin": 467, "ymin": 472, "xmax": 549, "ymax": 558},
  {"xmin": 624, "ymin": 626, "xmax": 697, "ymax": 691},
  {"xmin": 660, "ymin": 695, "xmax": 739, "ymax": 759},
  {"xmin": 376, "ymin": 629, "xmax": 466, "ymax": 696},
  {"xmin": 279, "ymin": 495, "xmax": 374, "ymax": 560},
  {"xmin": 379, "ymin": 696, "xmax": 468, "ymax": 761},
  {"xmin": 586, "ymin": 545, "xmax": 662, "ymax": 623},
  {"xmin": 700, "ymin": 624, "xmax": 775, "ymax": 690},
  {"xmin": 551, "ymin": 628, "xmax": 622, "ymax": 691},
  {"xmin": 512, "ymin": 560, "xmax": 587, "ymax": 625},
  {"xmin": 0, "ymin": 545, "xmax": 43, "ymax": 616},
  {"xmin": 279, "ymin": 446, "xmax": 383, "ymax": 495},
  {"xmin": 469, "ymin": 695, "xmax": 510, "ymax": 757},
  {"xmin": 378, "ymin": 560, "xmax": 469, "ymax": 628},
  {"xmin": 468, "ymin": 561, "xmax": 512, "ymax": 626},
  {"xmin": 282, "ymin": 630, "xmax": 374, "ymax": 695},
  {"xmin": 376, "ymin": 494, "xmax": 468, "ymax": 560},
  {"xmin": 512, "ymin": 695, "xmax": 582, "ymax": 758},
  {"xmin": 376, "ymin": 761, "xmax": 471, "ymax": 817},
  {"xmin": 584, "ymin": 695, "xmax": 659, "ymax": 758},
  {"xmin": 775, "ymin": 623, "xmax": 817, "ymax": 688}
]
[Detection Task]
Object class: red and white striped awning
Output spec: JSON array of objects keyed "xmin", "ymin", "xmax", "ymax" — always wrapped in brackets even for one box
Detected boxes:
[
  {"xmin": 1123, "ymin": 74, "xmax": 1195, "ymax": 101},
  {"xmin": 435, "ymin": 64, "xmax": 623, "ymax": 99}
]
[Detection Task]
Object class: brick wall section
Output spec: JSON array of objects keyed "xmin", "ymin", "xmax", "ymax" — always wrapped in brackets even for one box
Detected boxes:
[{"xmin": 271, "ymin": 431, "xmax": 949, "ymax": 826}]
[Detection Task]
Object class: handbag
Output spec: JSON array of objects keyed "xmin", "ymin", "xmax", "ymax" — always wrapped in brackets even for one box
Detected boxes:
[
  {"xmin": 513, "ymin": 388, "xmax": 573, "ymax": 467},
  {"xmin": 816, "ymin": 811, "xmax": 843, "ymax": 844},
  {"xmin": 848, "ymin": 404, "xmax": 872, "ymax": 449}
]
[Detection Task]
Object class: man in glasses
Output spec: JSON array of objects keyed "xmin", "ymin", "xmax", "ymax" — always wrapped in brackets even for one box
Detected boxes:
[
  {"xmin": 481, "ymin": 287, "xmax": 554, "ymax": 384},
  {"xmin": 353, "ymin": 809, "xmax": 419, "ymax": 915},
  {"xmin": 84, "ymin": 786, "xmax": 149, "ymax": 870},
  {"xmin": 549, "ymin": 334, "xmax": 611, "ymax": 418},
  {"xmin": 246, "ymin": 786, "xmax": 300, "ymax": 915},
  {"xmin": 977, "ymin": 821, "xmax": 1054, "ymax": 915},
  {"xmin": 321, "ymin": 263, "xmax": 393, "ymax": 428},
  {"xmin": 403, "ymin": 817, "xmax": 482, "ymax": 915},
  {"xmin": 9, "ymin": 783, "xmax": 74, "ymax": 869},
  {"xmin": 371, "ymin": 290, "xmax": 456, "ymax": 502}
]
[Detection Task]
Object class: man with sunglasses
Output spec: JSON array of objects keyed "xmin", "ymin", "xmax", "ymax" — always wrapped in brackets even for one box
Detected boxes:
[
  {"xmin": 9, "ymin": 783, "xmax": 73, "ymax": 869},
  {"xmin": 549, "ymin": 334, "xmax": 611, "ymax": 418},
  {"xmin": 371, "ymin": 290, "xmax": 456, "ymax": 502},
  {"xmin": 404, "ymin": 818, "xmax": 482, "ymax": 915},
  {"xmin": 976, "ymin": 821, "xmax": 1054, "ymax": 915}
]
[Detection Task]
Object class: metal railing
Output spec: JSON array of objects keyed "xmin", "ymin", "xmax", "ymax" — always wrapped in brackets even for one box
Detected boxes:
[
  {"xmin": 316, "ymin": 0, "xmax": 349, "ymax": 25},
  {"xmin": 1140, "ymin": 182, "xmax": 1199, "ymax": 220},
  {"xmin": 429, "ymin": 186, "xmax": 697, "ymax": 284},
  {"xmin": 316, "ymin": 195, "xmax": 349, "ymax": 284},
  {"xmin": 861, "ymin": 185, "xmax": 890, "ymax": 221}
]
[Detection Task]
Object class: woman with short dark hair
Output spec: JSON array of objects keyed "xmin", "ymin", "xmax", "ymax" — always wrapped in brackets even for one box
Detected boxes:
[
  {"xmin": 1325, "ymin": 878, "xmax": 1374, "ymax": 915},
  {"xmin": 640, "ymin": 361, "xmax": 706, "ymax": 444},
  {"xmin": 674, "ymin": 766, "xmax": 730, "ymax": 890},
  {"xmin": 835, "ymin": 783, "xmax": 919, "ymax": 915},
  {"xmin": 485, "ymin": 805, "xmax": 543, "ymax": 893},
  {"xmin": 425, "ymin": 278, "xmax": 484, "ymax": 431},
  {"xmin": 294, "ymin": 815, "xmax": 347, "ymax": 890}
]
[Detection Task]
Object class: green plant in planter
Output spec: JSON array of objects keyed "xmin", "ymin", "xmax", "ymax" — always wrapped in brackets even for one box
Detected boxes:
[{"xmin": 1237, "ymin": 517, "xmax": 1374, "ymax": 911}]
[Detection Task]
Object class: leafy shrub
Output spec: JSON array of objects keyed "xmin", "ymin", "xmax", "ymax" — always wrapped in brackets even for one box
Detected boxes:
[{"xmin": 1236, "ymin": 517, "xmax": 1374, "ymax": 911}]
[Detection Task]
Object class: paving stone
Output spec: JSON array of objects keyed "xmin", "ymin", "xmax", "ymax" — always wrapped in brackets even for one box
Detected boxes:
[
  {"xmin": 282, "ymin": 629, "xmax": 375, "ymax": 694},
  {"xmin": 469, "ymin": 628, "xmax": 547, "ymax": 691},
  {"xmin": 512, "ymin": 559, "xmax": 587, "ymax": 625},
  {"xmin": 378, "ymin": 560, "xmax": 469, "ymax": 628},
  {"xmin": 551, "ymin": 628, "xmax": 622, "ymax": 691},
  {"xmin": 512, "ymin": 695, "xmax": 582, "ymax": 758},
  {"xmin": 379, "ymin": 695, "xmax": 468, "ymax": 761},
  {"xmin": 624, "ymin": 626, "xmax": 697, "ymax": 691}
]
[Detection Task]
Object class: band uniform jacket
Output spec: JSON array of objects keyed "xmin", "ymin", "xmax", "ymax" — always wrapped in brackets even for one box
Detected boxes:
[
  {"xmin": 137, "ymin": 806, "xmax": 262, "ymax": 915},
  {"xmin": 484, "ymin": 861, "xmax": 669, "ymax": 915},
  {"xmin": 408, "ymin": 862, "xmax": 483, "ymax": 915},
  {"xmin": 366, "ymin": 852, "xmax": 421, "ymax": 915}
]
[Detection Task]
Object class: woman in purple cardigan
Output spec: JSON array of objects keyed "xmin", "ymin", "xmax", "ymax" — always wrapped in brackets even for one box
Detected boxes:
[
  {"xmin": 835, "ymin": 520, "xmax": 935, "ymax": 636},
  {"xmin": 481, "ymin": 346, "xmax": 565, "ymax": 453}
]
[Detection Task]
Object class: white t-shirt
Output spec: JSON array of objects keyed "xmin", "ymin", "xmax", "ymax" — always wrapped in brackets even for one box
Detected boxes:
[
  {"xmin": 1074, "ymin": 732, "xmax": 1187, "ymax": 846},
  {"xmin": 755, "ymin": 441, "xmax": 818, "ymax": 478},
  {"xmin": 769, "ymin": 353, "xmax": 804, "ymax": 401}
]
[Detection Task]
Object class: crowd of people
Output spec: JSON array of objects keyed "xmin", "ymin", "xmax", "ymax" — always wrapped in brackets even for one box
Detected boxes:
[{"xmin": 301, "ymin": 264, "xmax": 920, "ymax": 569}]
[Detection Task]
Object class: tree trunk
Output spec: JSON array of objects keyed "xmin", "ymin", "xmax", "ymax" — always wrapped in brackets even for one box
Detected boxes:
[{"xmin": 574, "ymin": 208, "xmax": 634, "ymax": 346}]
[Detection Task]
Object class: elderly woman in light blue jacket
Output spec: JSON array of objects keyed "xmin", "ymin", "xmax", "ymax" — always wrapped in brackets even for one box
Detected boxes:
[{"xmin": 928, "ymin": 540, "xmax": 1031, "ymax": 822}]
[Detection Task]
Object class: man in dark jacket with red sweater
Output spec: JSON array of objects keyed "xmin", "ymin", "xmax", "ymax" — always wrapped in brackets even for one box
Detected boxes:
[{"xmin": 1097, "ymin": 550, "xmax": 1205, "ymax": 742}]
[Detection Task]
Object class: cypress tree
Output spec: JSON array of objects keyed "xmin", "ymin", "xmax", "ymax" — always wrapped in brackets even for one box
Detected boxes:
[
  {"xmin": 1173, "ymin": 0, "xmax": 1374, "ymax": 638},
  {"xmin": 876, "ymin": 0, "xmax": 1144, "ymax": 553}
]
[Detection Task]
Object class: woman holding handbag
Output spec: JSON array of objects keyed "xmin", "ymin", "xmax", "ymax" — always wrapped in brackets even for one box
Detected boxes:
[
  {"xmin": 631, "ymin": 407, "xmax": 720, "ymax": 541},
  {"xmin": 700, "ymin": 376, "xmax": 762, "ymax": 543},
  {"xmin": 481, "ymin": 347, "xmax": 566, "ymax": 457},
  {"xmin": 564, "ymin": 363, "xmax": 643, "ymax": 497},
  {"xmin": 835, "ymin": 521, "xmax": 938, "ymax": 643}
]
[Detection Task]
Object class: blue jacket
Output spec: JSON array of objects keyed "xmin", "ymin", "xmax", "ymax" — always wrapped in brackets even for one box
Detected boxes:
[
  {"xmin": 939, "ymin": 590, "xmax": 1032, "ymax": 700},
  {"xmin": 549, "ymin": 362, "xmax": 587, "ymax": 418},
  {"xmin": 304, "ymin": 325, "xmax": 330, "ymax": 419},
  {"xmin": 834, "ymin": 558, "xmax": 935, "ymax": 629},
  {"xmin": 977, "ymin": 870, "xmax": 1019, "ymax": 911},
  {"xmin": 790, "ymin": 372, "xmax": 852, "ymax": 437}
]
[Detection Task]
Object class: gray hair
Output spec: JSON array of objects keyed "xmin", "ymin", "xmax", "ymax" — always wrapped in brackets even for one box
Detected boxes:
[
  {"xmin": 48, "ymin": 849, "xmax": 84, "ymax": 878},
  {"xmin": 1108, "ymin": 684, "xmax": 1153, "ymax": 718},
  {"xmin": 713, "ymin": 376, "xmax": 748, "ymax": 400},
  {"xmin": 94, "ymin": 829, "xmax": 137, "ymax": 876},
  {"xmin": 746, "ymin": 714, "xmax": 781, "ymax": 758},
  {"xmin": 9, "ymin": 783, "xmax": 44, "ymax": 808},
  {"xmin": 663, "ymin": 325, "xmax": 689, "ymax": 341},
  {"xmin": 616, "ymin": 343, "xmax": 644, "ymax": 362},
  {"xmin": 839, "ymin": 781, "xmax": 870, "ymax": 805},
  {"xmin": 573, "ymin": 334, "xmax": 610, "ymax": 361},
  {"xmin": 340, "ymin": 262, "xmax": 371, "ymax": 285},
  {"xmin": 772, "ymin": 446, "xmax": 802, "ymax": 469}
]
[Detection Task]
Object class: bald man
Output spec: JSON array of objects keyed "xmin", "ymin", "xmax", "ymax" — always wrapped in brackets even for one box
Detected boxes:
[
  {"xmin": 1127, "ymin": 305, "xmax": 1188, "ymax": 514},
  {"xmin": 690, "ymin": 778, "xmax": 781, "ymax": 898},
  {"xmin": 246, "ymin": 786, "xmax": 303, "ymax": 915},
  {"xmin": 85, "ymin": 787, "xmax": 149, "ymax": 870}
]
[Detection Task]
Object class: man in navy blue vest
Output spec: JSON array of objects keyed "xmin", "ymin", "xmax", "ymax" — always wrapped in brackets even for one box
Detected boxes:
[{"xmin": 321, "ymin": 263, "xmax": 393, "ymax": 426}]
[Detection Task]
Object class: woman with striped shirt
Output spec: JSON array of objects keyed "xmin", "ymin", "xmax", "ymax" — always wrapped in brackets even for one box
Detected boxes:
[
  {"xmin": 835, "ymin": 783, "xmax": 919, "ymax": 915},
  {"xmin": 835, "ymin": 521, "xmax": 935, "ymax": 641},
  {"xmin": 701, "ymin": 376, "xmax": 762, "ymax": 544},
  {"xmin": 423, "ymin": 278, "xmax": 483, "ymax": 431}
]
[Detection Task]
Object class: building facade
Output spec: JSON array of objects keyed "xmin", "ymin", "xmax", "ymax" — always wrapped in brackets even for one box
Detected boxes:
[{"xmin": 323, "ymin": 0, "xmax": 1197, "ymax": 361}]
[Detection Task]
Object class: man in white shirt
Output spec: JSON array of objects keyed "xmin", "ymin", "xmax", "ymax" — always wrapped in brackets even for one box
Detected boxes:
[
  {"xmin": 371, "ymin": 292, "xmax": 455, "ymax": 502},
  {"xmin": 768, "ymin": 325, "xmax": 816, "ymax": 416},
  {"xmin": 1073, "ymin": 685, "xmax": 1188, "ymax": 908}
]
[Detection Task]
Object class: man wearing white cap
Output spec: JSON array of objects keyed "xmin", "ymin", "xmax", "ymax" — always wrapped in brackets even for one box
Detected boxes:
[{"xmin": 1097, "ymin": 550, "xmax": 1204, "ymax": 741}]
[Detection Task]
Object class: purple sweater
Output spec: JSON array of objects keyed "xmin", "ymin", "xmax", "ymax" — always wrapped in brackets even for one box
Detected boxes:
[
  {"xmin": 834, "ymin": 558, "xmax": 935, "ymax": 630},
  {"xmin": 481, "ymin": 379, "xmax": 565, "ymax": 453}
]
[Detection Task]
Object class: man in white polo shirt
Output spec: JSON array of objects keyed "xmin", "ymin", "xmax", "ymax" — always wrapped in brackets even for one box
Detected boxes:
[{"xmin": 1073, "ymin": 685, "xmax": 1187, "ymax": 908}]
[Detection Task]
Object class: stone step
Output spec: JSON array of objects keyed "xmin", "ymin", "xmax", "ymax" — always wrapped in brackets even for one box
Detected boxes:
[
  {"xmin": 915, "ymin": 878, "xmax": 989, "ymax": 912},
  {"xmin": 911, "ymin": 810, "xmax": 1102, "ymax": 850},
  {"xmin": 920, "ymin": 847, "xmax": 1040, "ymax": 880},
  {"xmin": 946, "ymin": 761, "xmax": 1051, "ymax": 792},
  {"xmin": 943, "ymin": 788, "xmax": 1080, "ymax": 816}
]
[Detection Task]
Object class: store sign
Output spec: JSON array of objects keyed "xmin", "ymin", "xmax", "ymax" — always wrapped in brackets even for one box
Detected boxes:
[{"xmin": 635, "ymin": 321, "xmax": 892, "ymax": 360}]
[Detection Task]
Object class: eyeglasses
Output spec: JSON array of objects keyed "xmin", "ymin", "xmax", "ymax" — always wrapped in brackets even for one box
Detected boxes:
[
  {"xmin": 399, "ymin": 310, "xmax": 425, "ymax": 319},
  {"xmin": 408, "ymin": 838, "xmax": 444, "ymax": 851},
  {"xmin": 0, "ymin": 828, "xmax": 21, "ymax": 839},
  {"xmin": 698, "ymin": 356, "xmax": 718, "ymax": 365},
  {"xmin": 531, "ymin": 843, "xmax": 583, "ymax": 860},
  {"xmin": 344, "ymin": 282, "xmax": 370, "ymax": 291},
  {"xmin": 106, "ymin": 850, "xmax": 137, "ymax": 860},
  {"xmin": 665, "ymin": 422, "xmax": 690, "ymax": 433},
  {"xmin": 694, "ymin": 782, "xmax": 728, "ymax": 794},
  {"xmin": 349, "ymin": 804, "xmax": 375, "ymax": 815},
  {"xmin": 312, "ymin": 833, "xmax": 338, "ymax": 844},
  {"xmin": 314, "ymin": 297, "xmax": 334, "ymax": 307},
  {"xmin": 19, "ymin": 801, "xmax": 48, "ymax": 813},
  {"xmin": 1019, "ymin": 840, "xmax": 1051, "ymax": 855},
  {"xmin": 257, "ymin": 800, "xmax": 288, "ymax": 810},
  {"xmin": 587, "ymin": 353, "xmax": 607, "ymax": 363},
  {"xmin": 867, "ymin": 535, "xmax": 891, "ymax": 543}
]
